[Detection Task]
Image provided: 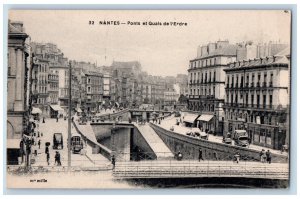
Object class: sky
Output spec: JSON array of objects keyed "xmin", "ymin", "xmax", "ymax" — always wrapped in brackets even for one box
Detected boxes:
[{"xmin": 9, "ymin": 10, "xmax": 291, "ymax": 76}]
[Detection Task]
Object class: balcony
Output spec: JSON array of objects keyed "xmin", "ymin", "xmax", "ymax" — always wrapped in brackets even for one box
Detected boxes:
[
  {"xmin": 231, "ymin": 84, "xmax": 234, "ymax": 88},
  {"xmin": 269, "ymin": 82, "xmax": 273, "ymax": 87},
  {"xmin": 262, "ymin": 82, "xmax": 267, "ymax": 87},
  {"xmin": 240, "ymin": 83, "xmax": 244, "ymax": 88},
  {"xmin": 251, "ymin": 82, "xmax": 254, "ymax": 88},
  {"xmin": 235, "ymin": 83, "xmax": 238, "ymax": 88},
  {"xmin": 256, "ymin": 82, "xmax": 260, "ymax": 87},
  {"xmin": 224, "ymin": 103, "xmax": 288, "ymax": 111},
  {"xmin": 245, "ymin": 82, "xmax": 249, "ymax": 88}
]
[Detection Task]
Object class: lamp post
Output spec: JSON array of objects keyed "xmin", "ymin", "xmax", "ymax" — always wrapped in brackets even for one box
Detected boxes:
[{"xmin": 68, "ymin": 61, "xmax": 72, "ymax": 168}]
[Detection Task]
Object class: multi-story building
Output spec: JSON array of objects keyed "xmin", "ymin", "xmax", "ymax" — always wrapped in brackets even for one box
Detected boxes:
[
  {"xmin": 85, "ymin": 71, "xmax": 103, "ymax": 112},
  {"xmin": 103, "ymin": 73, "xmax": 111, "ymax": 100},
  {"xmin": 188, "ymin": 41, "xmax": 237, "ymax": 134},
  {"xmin": 7, "ymin": 21, "xmax": 31, "ymax": 164},
  {"xmin": 223, "ymin": 48, "xmax": 290, "ymax": 149},
  {"xmin": 31, "ymin": 42, "xmax": 68, "ymax": 114},
  {"xmin": 48, "ymin": 70, "xmax": 59, "ymax": 104}
]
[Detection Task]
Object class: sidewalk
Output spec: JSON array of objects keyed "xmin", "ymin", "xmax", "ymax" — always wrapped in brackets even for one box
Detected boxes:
[{"xmin": 30, "ymin": 118, "xmax": 107, "ymax": 169}]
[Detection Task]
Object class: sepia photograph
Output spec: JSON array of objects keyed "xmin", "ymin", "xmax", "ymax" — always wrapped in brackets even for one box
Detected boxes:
[{"xmin": 5, "ymin": 9, "xmax": 291, "ymax": 189}]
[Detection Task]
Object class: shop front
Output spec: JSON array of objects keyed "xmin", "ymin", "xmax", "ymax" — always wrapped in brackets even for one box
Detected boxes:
[
  {"xmin": 248, "ymin": 123, "xmax": 286, "ymax": 150},
  {"xmin": 183, "ymin": 113, "xmax": 200, "ymax": 127},
  {"xmin": 50, "ymin": 105, "xmax": 64, "ymax": 118},
  {"xmin": 197, "ymin": 114, "xmax": 214, "ymax": 133}
]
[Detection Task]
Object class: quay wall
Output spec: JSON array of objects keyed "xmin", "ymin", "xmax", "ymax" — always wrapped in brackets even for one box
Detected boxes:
[{"xmin": 150, "ymin": 123, "xmax": 288, "ymax": 163}]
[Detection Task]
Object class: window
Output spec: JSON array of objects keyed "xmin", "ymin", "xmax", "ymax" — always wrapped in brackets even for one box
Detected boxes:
[
  {"xmin": 245, "ymin": 94, "xmax": 248, "ymax": 106},
  {"xmin": 213, "ymin": 71, "xmax": 216, "ymax": 82},
  {"xmin": 263, "ymin": 95, "xmax": 266, "ymax": 108},
  {"xmin": 257, "ymin": 94, "xmax": 260, "ymax": 107},
  {"xmin": 269, "ymin": 95, "xmax": 273, "ymax": 108},
  {"xmin": 251, "ymin": 95, "xmax": 254, "ymax": 107},
  {"xmin": 213, "ymin": 86, "xmax": 215, "ymax": 96},
  {"xmin": 270, "ymin": 73, "xmax": 273, "ymax": 86}
]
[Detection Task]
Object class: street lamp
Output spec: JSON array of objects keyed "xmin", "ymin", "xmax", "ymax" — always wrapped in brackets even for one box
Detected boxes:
[{"xmin": 67, "ymin": 61, "xmax": 72, "ymax": 168}]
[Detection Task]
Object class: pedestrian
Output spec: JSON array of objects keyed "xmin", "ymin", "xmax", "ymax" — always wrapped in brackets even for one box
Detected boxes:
[
  {"xmin": 56, "ymin": 115, "xmax": 59, "ymax": 122},
  {"xmin": 45, "ymin": 145, "xmax": 49, "ymax": 154},
  {"xmin": 177, "ymin": 151, "xmax": 183, "ymax": 161},
  {"xmin": 38, "ymin": 140, "xmax": 41, "ymax": 149},
  {"xmin": 198, "ymin": 149, "xmax": 204, "ymax": 161},
  {"xmin": 46, "ymin": 152, "xmax": 50, "ymax": 165},
  {"xmin": 38, "ymin": 131, "xmax": 40, "ymax": 138},
  {"xmin": 43, "ymin": 117, "xmax": 45, "ymax": 123},
  {"xmin": 111, "ymin": 155, "xmax": 116, "ymax": 170},
  {"xmin": 260, "ymin": 149, "xmax": 267, "ymax": 163},
  {"xmin": 55, "ymin": 151, "xmax": 61, "ymax": 166},
  {"xmin": 234, "ymin": 152, "xmax": 240, "ymax": 163},
  {"xmin": 31, "ymin": 136, "xmax": 35, "ymax": 145},
  {"xmin": 266, "ymin": 150, "xmax": 272, "ymax": 164}
]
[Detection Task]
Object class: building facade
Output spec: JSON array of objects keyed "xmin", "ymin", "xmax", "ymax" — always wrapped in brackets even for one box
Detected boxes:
[
  {"xmin": 188, "ymin": 41, "xmax": 237, "ymax": 134},
  {"xmin": 223, "ymin": 49, "xmax": 290, "ymax": 149},
  {"xmin": 7, "ymin": 21, "xmax": 31, "ymax": 164},
  {"xmin": 85, "ymin": 71, "xmax": 103, "ymax": 112}
]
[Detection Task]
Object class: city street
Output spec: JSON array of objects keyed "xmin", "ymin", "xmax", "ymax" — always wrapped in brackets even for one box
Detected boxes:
[{"xmin": 31, "ymin": 117, "xmax": 108, "ymax": 168}]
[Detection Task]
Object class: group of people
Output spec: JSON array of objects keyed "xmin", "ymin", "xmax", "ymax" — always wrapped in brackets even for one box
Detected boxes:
[
  {"xmin": 45, "ymin": 145, "xmax": 62, "ymax": 166},
  {"xmin": 260, "ymin": 149, "xmax": 272, "ymax": 164}
]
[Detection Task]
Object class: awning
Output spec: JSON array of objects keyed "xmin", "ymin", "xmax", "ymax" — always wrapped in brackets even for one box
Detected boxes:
[
  {"xmin": 76, "ymin": 108, "xmax": 82, "ymax": 113},
  {"xmin": 50, "ymin": 105, "xmax": 64, "ymax": 112},
  {"xmin": 183, "ymin": 114, "xmax": 199, "ymax": 123},
  {"xmin": 7, "ymin": 139, "xmax": 21, "ymax": 149},
  {"xmin": 32, "ymin": 107, "xmax": 42, "ymax": 114},
  {"xmin": 197, "ymin": 114, "xmax": 214, "ymax": 122}
]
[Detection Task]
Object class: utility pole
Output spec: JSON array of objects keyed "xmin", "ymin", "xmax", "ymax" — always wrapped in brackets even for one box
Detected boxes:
[{"xmin": 68, "ymin": 61, "xmax": 72, "ymax": 168}]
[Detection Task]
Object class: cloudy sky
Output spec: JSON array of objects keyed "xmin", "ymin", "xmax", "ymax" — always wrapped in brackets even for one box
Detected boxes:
[{"xmin": 9, "ymin": 10, "xmax": 291, "ymax": 76}]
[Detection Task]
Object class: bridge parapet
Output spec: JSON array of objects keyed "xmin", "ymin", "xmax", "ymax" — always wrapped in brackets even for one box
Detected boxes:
[{"xmin": 113, "ymin": 160, "xmax": 288, "ymax": 180}]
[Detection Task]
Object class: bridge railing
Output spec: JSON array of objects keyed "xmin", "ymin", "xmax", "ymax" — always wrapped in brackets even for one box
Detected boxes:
[
  {"xmin": 114, "ymin": 151, "xmax": 277, "ymax": 164},
  {"xmin": 113, "ymin": 161, "xmax": 288, "ymax": 179}
]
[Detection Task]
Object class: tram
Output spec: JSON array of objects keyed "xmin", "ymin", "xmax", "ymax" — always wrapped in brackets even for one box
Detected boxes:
[{"xmin": 71, "ymin": 132, "xmax": 83, "ymax": 154}]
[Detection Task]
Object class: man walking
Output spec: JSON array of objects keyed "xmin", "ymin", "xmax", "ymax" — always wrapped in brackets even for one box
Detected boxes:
[
  {"xmin": 45, "ymin": 145, "xmax": 49, "ymax": 154},
  {"xmin": 55, "ymin": 151, "xmax": 61, "ymax": 166},
  {"xmin": 38, "ymin": 140, "xmax": 41, "ymax": 149},
  {"xmin": 266, "ymin": 150, "xmax": 272, "ymax": 164},
  {"xmin": 111, "ymin": 155, "xmax": 116, "ymax": 170},
  {"xmin": 234, "ymin": 152, "xmax": 240, "ymax": 163},
  {"xmin": 198, "ymin": 149, "xmax": 204, "ymax": 162},
  {"xmin": 46, "ymin": 152, "xmax": 50, "ymax": 165}
]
